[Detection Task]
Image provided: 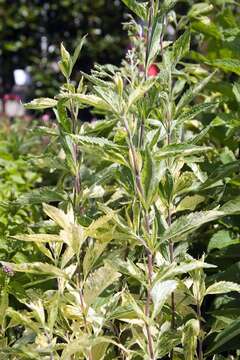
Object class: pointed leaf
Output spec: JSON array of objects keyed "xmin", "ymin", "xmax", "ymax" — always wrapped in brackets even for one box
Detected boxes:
[
  {"xmin": 176, "ymin": 71, "xmax": 216, "ymax": 114},
  {"xmin": 209, "ymin": 59, "xmax": 240, "ymax": 76},
  {"xmin": 72, "ymin": 35, "xmax": 87, "ymax": 69},
  {"xmin": 43, "ymin": 203, "xmax": 70, "ymax": 230},
  {"xmin": 84, "ymin": 265, "xmax": 121, "ymax": 306},
  {"xmin": 121, "ymin": 0, "xmax": 147, "ymax": 20},
  {"xmin": 176, "ymin": 102, "xmax": 216, "ymax": 124},
  {"xmin": 25, "ymin": 98, "xmax": 58, "ymax": 110},
  {"xmin": 206, "ymin": 318, "xmax": 240, "ymax": 355},
  {"xmin": 206, "ymin": 281, "xmax": 240, "ymax": 295},
  {"xmin": 171, "ymin": 31, "xmax": 190, "ymax": 66},
  {"xmin": 59, "ymin": 93, "xmax": 112, "ymax": 112},
  {"xmin": 154, "ymin": 144, "xmax": 211, "ymax": 160},
  {"xmin": 1, "ymin": 262, "xmax": 67, "ymax": 278},
  {"xmin": 11, "ymin": 234, "xmax": 62, "ymax": 243},
  {"xmin": 127, "ymin": 80, "xmax": 155, "ymax": 110},
  {"xmin": 146, "ymin": 18, "xmax": 163, "ymax": 68},
  {"xmin": 151, "ymin": 280, "xmax": 178, "ymax": 318}
]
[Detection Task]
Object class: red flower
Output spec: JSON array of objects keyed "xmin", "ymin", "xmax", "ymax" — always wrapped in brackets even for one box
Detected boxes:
[{"xmin": 147, "ymin": 64, "xmax": 159, "ymax": 77}]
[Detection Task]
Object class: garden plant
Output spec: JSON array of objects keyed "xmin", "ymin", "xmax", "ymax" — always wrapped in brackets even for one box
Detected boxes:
[{"xmin": 0, "ymin": 0, "xmax": 240, "ymax": 359}]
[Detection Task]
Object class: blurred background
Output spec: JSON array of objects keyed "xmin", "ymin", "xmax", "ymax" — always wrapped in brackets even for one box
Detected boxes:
[{"xmin": 0, "ymin": 0, "xmax": 128, "ymax": 118}]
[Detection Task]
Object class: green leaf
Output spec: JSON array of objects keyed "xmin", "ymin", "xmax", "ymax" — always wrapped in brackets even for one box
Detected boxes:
[
  {"xmin": 154, "ymin": 144, "xmax": 211, "ymax": 160},
  {"xmin": 176, "ymin": 195, "xmax": 205, "ymax": 212},
  {"xmin": 121, "ymin": 0, "xmax": 147, "ymax": 20},
  {"xmin": 43, "ymin": 203, "xmax": 71, "ymax": 230},
  {"xmin": 61, "ymin": 336, "xmax": 127, "ymax": 359},
  {"xmin": 171, "ymin": 31, "xmax": 191, "ymax": 66},
  {"xmin": 1, "ymin": 262, "xmax": 67, "ymax": 278},
  {"xmin": 60, "ymin": 224, "xmax": 86, "ymax": 255},
  {"xmin": 176, "ymin": 71, "xmax": 216, "ymax": 114},
  {"xmin": 160, "ymin": 210, "xmax": 221, "ymax": 243},
  {"xmin": 182, "ymin": 319, "xmax": 200, "ymax": 360},
  {"xmin": 205, "ymin": 281, "xmax": 240, "ymax": 295},
  {"xmin": 233, "ymin": 82, "xmax": 240, "ymax": 102},
  {"xmin": 209, "ymin": 59, "xmax": 240, "ymax": 75},
  {"xmin": 71, "ymin": 134, "xmax": 129, "ymax": 167},
  {"xmin": 176, "ymin": 102, "xmax": 217, "ymax": 124},
  {"xmin": 161, "ymin": 0, "xmax": 178, "ymax": 13},
  {"xmin": 11, "ymin": 234, "xmax": 62, "ymax": 243},
  {"xmin": 83, "ymin": 242, "xmax": 108, "ymax": 279},
  {"xmin": 83, "ymin": 264, "xmax": 121, "ymax": 306},
  {"xmin": 127, "ymin": 80, "xmax": 155, "ymax": 111},
  {"xmin": 55, "ymin": 99, "xmax": 71, "ymax": 132},
  {"xmin": 59, "ymin": 43, "xmax": 72, "ymax": 78},
  {"xmin": 162, "ymin": 197, "xmax": 240, "ymax": 244},
  {"xmin": 206, "ymin": 318, "xmax": 240, "ymax": 355},
  {"xmin": 151, "ymin": 279, "xmax": 178, "ymax": 318},
  {"xmin": 109, "ymin": 258, "xmax": 146, "ymax": 285},
  {"xmin": 192, "ymin": 20, "xmax": 222, "ymax": 40},
  {"xmin": 220, "ymin": 195, "xmax": 240, "ymax": 215},
  {"xmin": 208, "ymin": 230, "xmax": 239, "ymax": 252},
  {"xmin": 24, "ymin": 98, "xmax": 58, "ymax": 110},
  {"xmin": 146, "ymin": 18, "xmax": 163, "ymax": 69},
  {"xmin": 198, "ymin": 161, "xmax": 240, "ymax": 190},
  {"xmin": 60, "ymin": 43, "xmax": 71, "ymax": 65},
  {"xmin": 59, "ymin": 93, "xmax": 112, "ymax": 112},
  {"xmin": 188, "ymin": 3, "xmax": 213, "ymax": 18},
  {"xmin": 72, "ymin": 35, "xmax": 87, "ymax": 70}
]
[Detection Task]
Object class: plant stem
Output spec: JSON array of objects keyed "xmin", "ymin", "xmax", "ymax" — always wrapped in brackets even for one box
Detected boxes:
[
  {"xmin": 77, "ymin": 263, "xmax": 93, "ymax": 360},
  {"xmin": 145, "ymin": 249, "xmax": 155, "ymax": 360},
  {"xmin": 123, "ymin": 115, "xmax": 155, "ymax": 360},
  {"xmin": 197, "ymin": 301, "xmax": 203, "ymax": 360},
  {"xmin": 166, "ymin": 72, "xmax": 175, "ymax": 360},
  {"xmin": 168, "ymin": 209, "xmax": 175, "ymax": 331},
  {"xmin": 67, "ymin": 78, "xmax": 81, "ymax": 215}
]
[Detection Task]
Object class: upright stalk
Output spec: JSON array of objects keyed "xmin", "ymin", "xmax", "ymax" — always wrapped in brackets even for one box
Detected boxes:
[
  {"xmin": 166, "ymin": 72, "xmax": 176, "ymax": 360},
  {"xmin": 123, "ymin": 116, "xmax": 155, "ymax": 360},
  {"xmin": 68, "ymin": 81, "xmax": 92, "ymax": 360},
  {"xmin": 67, "ymin": 78, "xmax": 81, "ymax": 215}
]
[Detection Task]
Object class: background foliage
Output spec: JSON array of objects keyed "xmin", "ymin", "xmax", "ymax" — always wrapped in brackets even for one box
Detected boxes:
[{"xmin": 0, "ymin": 0, "xmax": 127, "ymax": 97}]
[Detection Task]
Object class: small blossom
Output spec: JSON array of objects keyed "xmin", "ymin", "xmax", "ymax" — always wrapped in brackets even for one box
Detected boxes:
[
  {"xmin": 147, "ymin": 64, "xmax": 160, "ymax": 77},
  {"xmin": 2, "ymin": 264, "xmax": 15, "ymax": 277},
  {"xmin": 42, "ymin": 113, "xmax": 50, "ymax": 123}
]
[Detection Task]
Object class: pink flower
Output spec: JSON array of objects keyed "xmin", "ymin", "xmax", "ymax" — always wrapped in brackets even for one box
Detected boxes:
[
  {"xmin": 147, "ymin": 64, "xmax": 160, "ymax": 77},
  {"xmin": 42, "ymin": 113, "xmax": 50, "ymax": 123}
]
